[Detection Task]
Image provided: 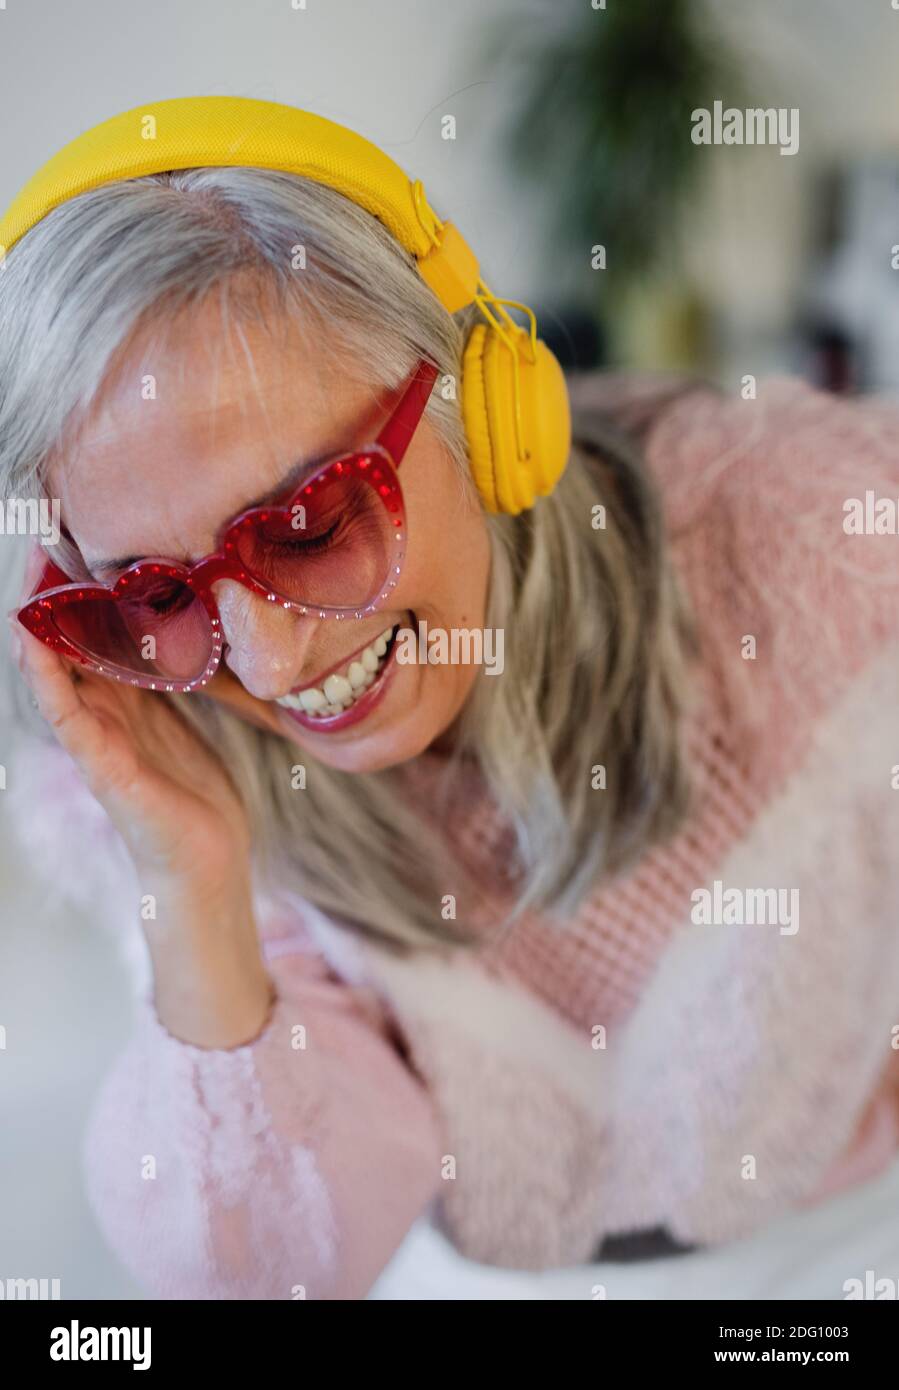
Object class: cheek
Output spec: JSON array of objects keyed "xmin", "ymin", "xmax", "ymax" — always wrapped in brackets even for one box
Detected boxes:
[{"xmin": 401, "ymin": 484, "xmax": 490, "ymax": 622}]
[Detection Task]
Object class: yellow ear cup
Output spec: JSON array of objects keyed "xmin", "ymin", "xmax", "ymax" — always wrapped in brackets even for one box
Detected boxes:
[
  {"xmin": 462, "ymin": 323, "xmax": 571, "ymax": 515},
  {"xmin": 0, "ymin": 94, "xmax": 573, "ymax": 516}
]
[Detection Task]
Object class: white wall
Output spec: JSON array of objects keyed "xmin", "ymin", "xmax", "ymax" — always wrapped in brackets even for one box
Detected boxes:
[{"xmin": 0, "ymin": 0, "xmax": 550, "ymax": 301}]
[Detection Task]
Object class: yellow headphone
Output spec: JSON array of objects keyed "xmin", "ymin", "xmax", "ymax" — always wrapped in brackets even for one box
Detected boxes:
[{"xmin": 0, "ymin": 95, "xmax": 571, "ymax": 516}]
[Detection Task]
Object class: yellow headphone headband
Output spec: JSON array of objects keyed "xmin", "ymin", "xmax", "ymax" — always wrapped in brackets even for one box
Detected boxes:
[{"xmin": 0, "ymin": 96, "xmax": 571, "ymax": 514}]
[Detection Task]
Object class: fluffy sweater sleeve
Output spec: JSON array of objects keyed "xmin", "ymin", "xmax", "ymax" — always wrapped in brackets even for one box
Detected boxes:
[
  {"xmin": 79, "ymin": 939, "xmax": 443, "ymax": 1300},
  {"xmin": 4, "ymin": 733, "xmax": 442, "ymax": 1300}
]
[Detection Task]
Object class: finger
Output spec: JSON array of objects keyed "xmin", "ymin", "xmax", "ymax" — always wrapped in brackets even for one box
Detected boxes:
[{"xmin": 15, "ymin": 622, "xmax": 109, "ymax": 765}]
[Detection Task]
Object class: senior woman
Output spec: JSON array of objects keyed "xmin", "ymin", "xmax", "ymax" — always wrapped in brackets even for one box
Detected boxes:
[{"xmin": 3, "ymin": 96, "xmax": 899, "ymax": 1299}]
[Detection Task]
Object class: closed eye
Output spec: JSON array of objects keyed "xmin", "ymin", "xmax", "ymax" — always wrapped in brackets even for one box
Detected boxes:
[
  {"xmin": 123, "ymin": 582, "xmax": 195, "ymax": 618},
  {"xmin": 259, "ymin": 520, "xmax": 341, "ymax": 554}
]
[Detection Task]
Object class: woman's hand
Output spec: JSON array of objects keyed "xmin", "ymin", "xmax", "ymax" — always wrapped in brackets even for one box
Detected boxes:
[{"xmin": 8, "ymin": 543, "xmax": 275, "ymax": 1048}]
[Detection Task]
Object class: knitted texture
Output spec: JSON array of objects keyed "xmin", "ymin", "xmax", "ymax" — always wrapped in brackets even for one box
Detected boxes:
[{"xmin": 7, "ymin": 375, "xmax": 899, "ymax": 1293}]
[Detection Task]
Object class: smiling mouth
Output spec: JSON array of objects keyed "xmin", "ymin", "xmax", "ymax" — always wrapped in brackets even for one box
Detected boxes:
[{"xmin": 274, "ymin": 623, "xmax": 401, "ymax": 719}]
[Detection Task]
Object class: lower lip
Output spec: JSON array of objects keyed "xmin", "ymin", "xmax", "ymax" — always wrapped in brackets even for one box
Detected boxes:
[{"xmin": 275, "ymin": 633, "xmax": 400, "ymax": 735}]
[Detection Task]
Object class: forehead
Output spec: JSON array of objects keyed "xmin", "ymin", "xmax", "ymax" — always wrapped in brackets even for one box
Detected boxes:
[{"xmin": 49, "ymin": 300, "xmax": 384, "ymax": 570}]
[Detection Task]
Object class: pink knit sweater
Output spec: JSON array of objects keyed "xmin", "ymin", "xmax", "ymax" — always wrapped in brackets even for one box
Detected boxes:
[{"xmin": 10, "ymin": 375, "xmax": 899, "ymax": 1298}]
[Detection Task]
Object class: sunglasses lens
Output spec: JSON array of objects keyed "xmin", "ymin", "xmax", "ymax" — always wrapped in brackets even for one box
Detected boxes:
[
  {"xmin": 49, "ymin": 574, "xmax": 214, "ymax": 685},
  {"xmin": 235, "ymin": 459, "xmax": 400, "ymax": 609}
]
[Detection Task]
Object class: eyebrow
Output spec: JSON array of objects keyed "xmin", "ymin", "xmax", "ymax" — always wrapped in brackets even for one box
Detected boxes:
[{"xmin": 90, "ymin": 452, "xmax": 330, "ymax": 579}]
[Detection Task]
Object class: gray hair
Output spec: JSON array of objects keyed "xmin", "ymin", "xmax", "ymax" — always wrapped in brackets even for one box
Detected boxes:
[{"xmin": 0, "ymin": 166, "xmax": 697, "ymax": 950}]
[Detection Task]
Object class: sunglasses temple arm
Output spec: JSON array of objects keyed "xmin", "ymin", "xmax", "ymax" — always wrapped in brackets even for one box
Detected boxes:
[
  {"xmin": 20, "ymin": 557, "xmax": 74, "ymax": 607},
  {"xmin": 375, "ymin": 361, "xmax": 439, "ymax": 467}
]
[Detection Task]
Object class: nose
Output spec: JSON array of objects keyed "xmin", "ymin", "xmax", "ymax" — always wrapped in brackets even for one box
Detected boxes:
[{"xmin": 213, "ymin": 580, "xmax": 310, "ymax": 701}]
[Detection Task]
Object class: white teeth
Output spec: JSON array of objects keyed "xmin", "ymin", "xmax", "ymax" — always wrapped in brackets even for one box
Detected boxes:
[
  {"xmin": 323, "ymin": 673, "xmax": 352, "ymax": 704},
  {"xmin": 275, "ymin": 623, "xmax": 398, "ymax": 717}
]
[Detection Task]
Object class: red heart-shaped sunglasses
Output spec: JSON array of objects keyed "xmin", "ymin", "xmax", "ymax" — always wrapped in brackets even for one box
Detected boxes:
[{"xmin": 16, "ymin": 360, "xmax": 439, "ymax": 692}]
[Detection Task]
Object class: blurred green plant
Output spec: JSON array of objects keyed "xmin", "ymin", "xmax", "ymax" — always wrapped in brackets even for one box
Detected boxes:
[{"xmin": 483, "ymin": 0, "xmax": 742, "ymax": 301}]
